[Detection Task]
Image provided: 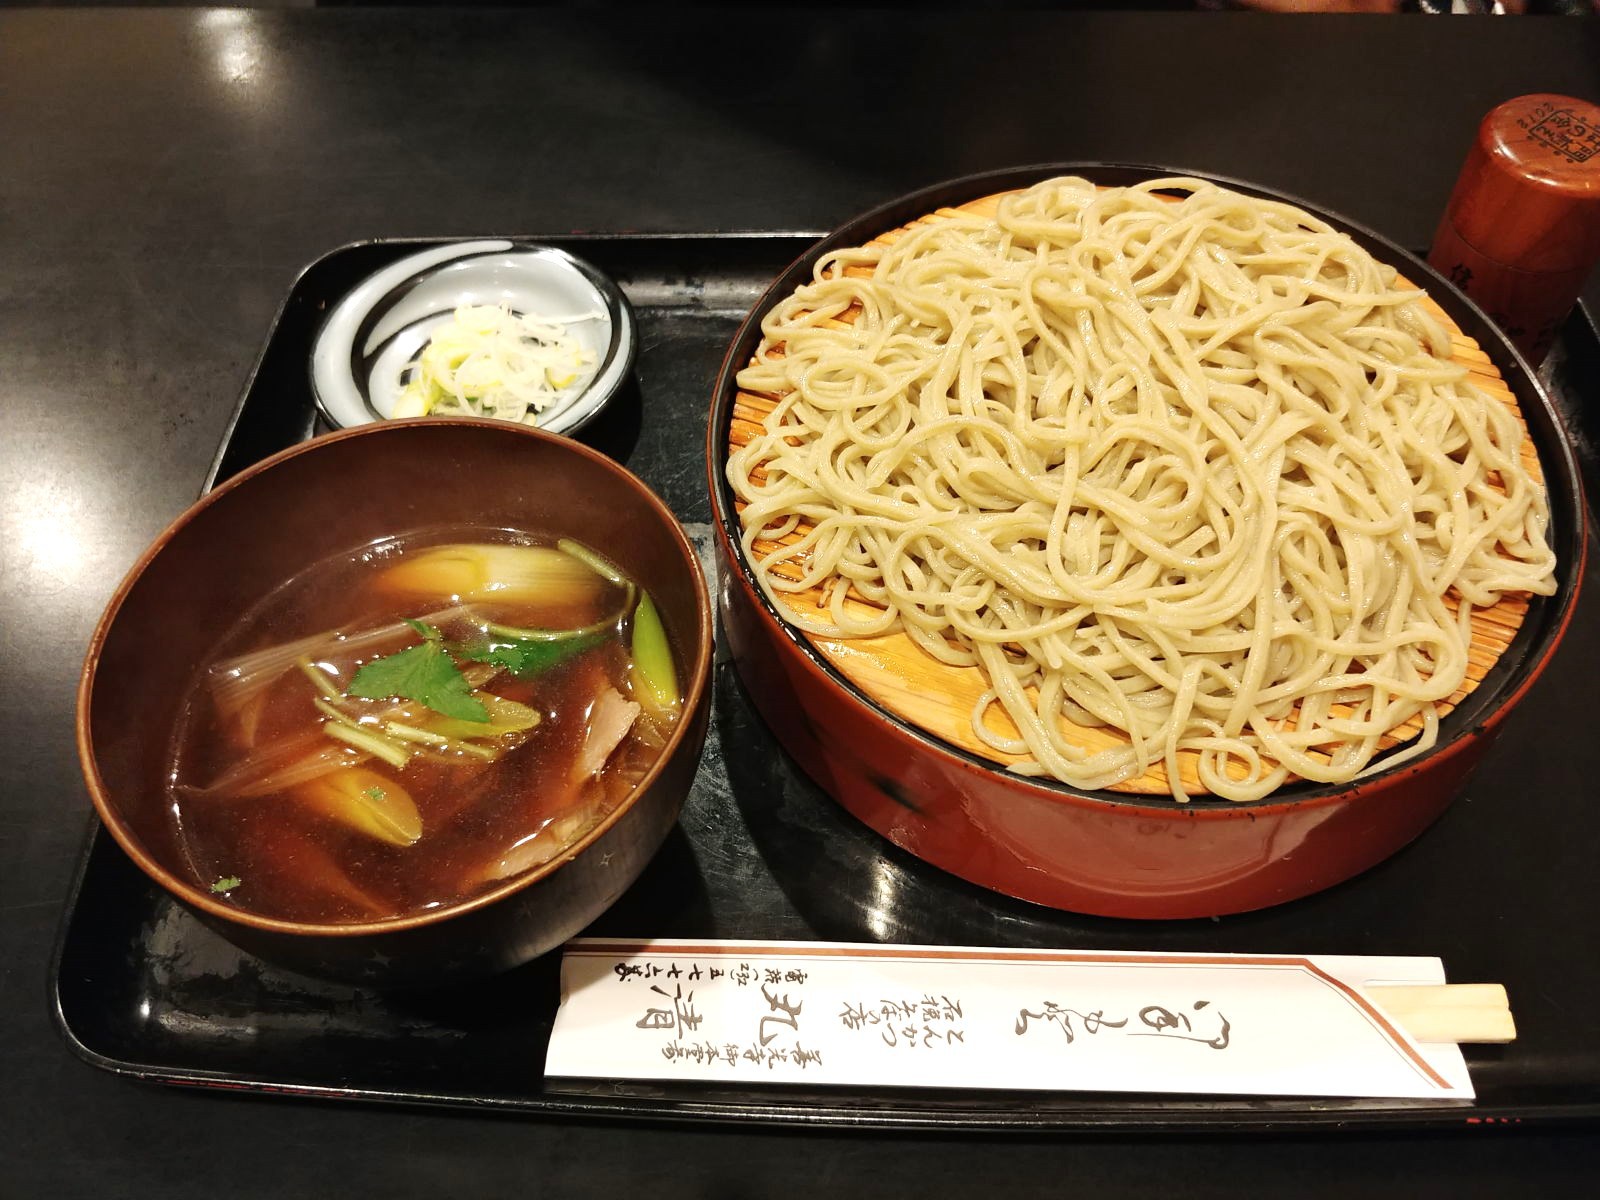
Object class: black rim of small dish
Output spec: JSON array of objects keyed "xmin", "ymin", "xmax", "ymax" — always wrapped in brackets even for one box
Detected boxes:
[
  {"xmin": 707, "ymin": 162, "xmax": 1587, "ymax": 813},
  {"xmin": 311, "ymin": 241, "xmax": 634, "ymax": 435}
]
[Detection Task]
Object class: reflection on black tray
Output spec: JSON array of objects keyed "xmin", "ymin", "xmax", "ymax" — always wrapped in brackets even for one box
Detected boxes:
[{"xmin": 52, "ymin": 235, "xmax": 1600, "ymax": 1132}]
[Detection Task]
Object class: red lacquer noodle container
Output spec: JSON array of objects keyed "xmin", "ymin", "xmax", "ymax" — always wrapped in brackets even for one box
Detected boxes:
[{"xmin": 708, "ymin": 164, "xmax": 1586, "ymax": 920}]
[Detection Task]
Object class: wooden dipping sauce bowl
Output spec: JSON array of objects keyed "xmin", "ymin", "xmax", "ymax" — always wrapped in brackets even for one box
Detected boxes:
[
  {"xmin": 79, "ymin": 420, "xmax": 714, "ymax": 986},
  {"xmin": 707, "ymin": 165, "xmax": 1587, "ymax": 920}
]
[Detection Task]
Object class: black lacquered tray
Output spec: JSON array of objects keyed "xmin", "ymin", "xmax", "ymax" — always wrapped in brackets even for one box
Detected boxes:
[{"xmin": 52, "ymin": 233, "xmax": 1600, "ymax": 1132}]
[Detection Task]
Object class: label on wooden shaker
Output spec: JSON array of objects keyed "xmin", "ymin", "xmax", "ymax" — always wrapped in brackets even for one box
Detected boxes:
[
  {"xmin": 545, "ymin": 939, "xmax": 1475, "ymax": 1100},
  {"xmin": 1515, "ymin": 98, "xmax": 1600, "ymax": 169}
]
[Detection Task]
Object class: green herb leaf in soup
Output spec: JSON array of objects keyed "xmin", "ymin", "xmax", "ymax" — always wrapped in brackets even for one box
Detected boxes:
[
  {"xmin": 347, "ymin": 633, "xmax": 489, "ymax": 723},
  {"xmin": 462, "ymin": 631, "xmax": 605, "ymax": 678}
]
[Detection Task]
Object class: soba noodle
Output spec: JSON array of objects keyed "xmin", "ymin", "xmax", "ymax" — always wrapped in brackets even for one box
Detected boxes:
[{"xmin": 727, "ymin": 177, "xmax": 1557, "ymax": 802}]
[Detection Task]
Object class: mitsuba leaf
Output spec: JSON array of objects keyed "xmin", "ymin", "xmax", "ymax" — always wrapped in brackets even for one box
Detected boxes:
[
  {"xmin": 460, "ymin": 631, "xmax": 604, "ymax": 678},
  {"xmin": 347, "ymin": 637, "xmax": 489, "ymax": 723}
]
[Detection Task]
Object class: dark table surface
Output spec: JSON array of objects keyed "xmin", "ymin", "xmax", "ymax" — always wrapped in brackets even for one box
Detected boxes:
[{"xmin": 5, "ymin": 6, "xmax": 1600, "ymax": 1196}]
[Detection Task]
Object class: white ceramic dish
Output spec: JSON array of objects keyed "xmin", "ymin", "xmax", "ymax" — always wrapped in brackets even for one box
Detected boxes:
[{"xmin": 310, "ymin": 240, "xmax": 636, "ymax": 435}]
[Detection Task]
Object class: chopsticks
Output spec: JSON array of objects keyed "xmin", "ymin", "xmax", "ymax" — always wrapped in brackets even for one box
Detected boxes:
[{"xmin": 1368, "ymin": 984, "xmax": 1516, "ymax": 1044}]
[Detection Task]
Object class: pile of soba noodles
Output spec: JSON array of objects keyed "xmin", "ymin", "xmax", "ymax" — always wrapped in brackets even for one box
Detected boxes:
[{"xmin": 726, "ymin": 176, "xmax": 1557, "ymax": 802}]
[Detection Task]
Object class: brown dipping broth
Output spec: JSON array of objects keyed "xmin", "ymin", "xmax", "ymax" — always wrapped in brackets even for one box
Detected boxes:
[{"xmin": 164, "ymin": 528, "xmax": 673, "ymax": 924}]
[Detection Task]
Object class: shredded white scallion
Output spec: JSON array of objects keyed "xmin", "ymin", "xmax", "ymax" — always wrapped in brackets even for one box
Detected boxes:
[{"xmin": 394, "ymin": 303, "xmax": 600, "ymax": 426}]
